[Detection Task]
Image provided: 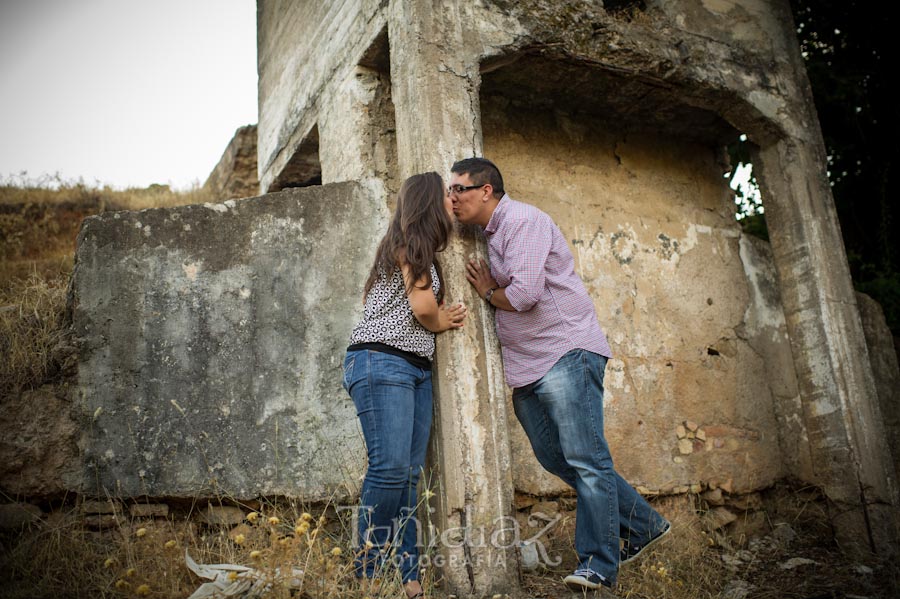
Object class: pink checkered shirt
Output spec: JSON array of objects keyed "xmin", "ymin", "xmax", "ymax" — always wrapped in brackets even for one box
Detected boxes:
[{"xmin": 484, "ymin": 195, "xmax": 612, "ymax": 388}]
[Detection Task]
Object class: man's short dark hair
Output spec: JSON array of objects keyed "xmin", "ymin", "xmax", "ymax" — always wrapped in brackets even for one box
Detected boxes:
[{"xmin": 451, "ymin": 157, "xmax": 505, "ymax": 199}]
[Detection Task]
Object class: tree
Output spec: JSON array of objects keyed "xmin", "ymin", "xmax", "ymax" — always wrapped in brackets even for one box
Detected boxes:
[{"xmin": 789, "ymin": 0, "xmax": 899, "ymax": 335}]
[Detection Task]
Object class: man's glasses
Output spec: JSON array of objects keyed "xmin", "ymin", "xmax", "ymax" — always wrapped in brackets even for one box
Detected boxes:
[{"xmin": 448, "ymin": 183, "xmax": 486, "ymax": 195}]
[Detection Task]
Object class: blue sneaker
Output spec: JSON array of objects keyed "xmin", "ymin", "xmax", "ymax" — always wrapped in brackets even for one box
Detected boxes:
[
  {"xmin": 620, "ymin": 520, "xmax": 671, "ymax": 565},
  {"xmin": 564, "ymin": 568, "xmax": 614, "ymax": 593}
]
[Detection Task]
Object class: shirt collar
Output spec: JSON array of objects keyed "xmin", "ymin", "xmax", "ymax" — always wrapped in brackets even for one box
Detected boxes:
[{"xmin": 484, "ymin": 193, "xmax": 511, "ymax": 235}]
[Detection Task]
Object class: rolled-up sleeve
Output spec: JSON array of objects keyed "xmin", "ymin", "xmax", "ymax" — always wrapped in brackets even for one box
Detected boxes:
[{"xmin": 502, "ymin": 217, "xmax": 552, "ymax": 311}]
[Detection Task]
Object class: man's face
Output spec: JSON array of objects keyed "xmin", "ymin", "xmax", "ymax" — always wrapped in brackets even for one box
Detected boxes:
[{"xmin": 449, "ymin": 172, "xmax": 485, "ymax": 225}]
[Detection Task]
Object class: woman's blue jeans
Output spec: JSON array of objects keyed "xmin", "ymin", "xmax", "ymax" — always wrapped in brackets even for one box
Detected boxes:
[
  {"xmin": 342, "ymin": 349, "xmax": 432, "ymax": 583},
  {"xmin": 512, "ymin": 349, "xmax": 668, "ymax": 584}
]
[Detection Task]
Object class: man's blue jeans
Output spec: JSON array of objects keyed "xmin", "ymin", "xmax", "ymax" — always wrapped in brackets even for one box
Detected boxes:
[
  {"xmin": 512, "ymin": 349, "xmax": 667, "ymax": 584},
  {"xmin": 342, "ymin": 349, "xmax": 432, "ymax": 583}
]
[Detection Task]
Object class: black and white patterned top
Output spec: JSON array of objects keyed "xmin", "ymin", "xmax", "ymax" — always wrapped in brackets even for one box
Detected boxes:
[{"xmin": 348, "ymin": 264, "xmax": 440, "ymax": 359}]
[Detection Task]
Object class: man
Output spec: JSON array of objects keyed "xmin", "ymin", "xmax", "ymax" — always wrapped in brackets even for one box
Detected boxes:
[{"xmin": 450, "ymin": 157, "xmax": 670, "ymax": 595}]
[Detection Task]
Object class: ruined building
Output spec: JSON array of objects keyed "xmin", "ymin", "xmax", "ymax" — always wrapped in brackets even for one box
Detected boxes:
[{"xmin": 46, "ymin": 1, "xmax": 900, "ymax": 596}]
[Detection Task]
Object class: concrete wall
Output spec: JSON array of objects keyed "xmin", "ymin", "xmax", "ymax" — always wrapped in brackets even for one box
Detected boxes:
[
  {"xmin": 72, "ymin": 183, "xmax": 387, "ymax": 500},
  {"xmin": 204, "ymin": 125, "xmax": 260, "ymax": 200},
  {"xmin": 257, "ymin": 0, "xmax": 390, "ymax": 193},
  {"xmin": 857, "ymin": 292, "xmax": 900, "ymax": 485},
  {"xmin": 482, "ymin": 99, "xmax": 804, "ymax": 495}
]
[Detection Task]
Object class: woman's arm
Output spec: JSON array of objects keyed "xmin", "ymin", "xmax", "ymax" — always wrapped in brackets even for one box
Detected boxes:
[{"xmin": 401, "ymin": 262, "xmax": 467, "ymax": 333}]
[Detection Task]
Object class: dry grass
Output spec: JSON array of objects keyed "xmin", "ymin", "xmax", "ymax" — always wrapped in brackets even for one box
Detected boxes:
[
  {"xmin": 1, "ymin": 495, "xmax": 440, "ymax": 599},
  {"xmin": 0, "ymin": 175, "xmax": 212, "ymax": 280},
  {"xmin": 0, "ymin": 273, "xmax": 71, "ymax": 399},
  {"xmin": 0, "ymin": 173, "xmax": 213, "ymax": 210},
  {"xmin": 520, "ymin": 495, "xmax": 727, "ymax": 599},
  {"xmin": 617, "ymin": 497, "xmax": 724, "ymax": 599}
]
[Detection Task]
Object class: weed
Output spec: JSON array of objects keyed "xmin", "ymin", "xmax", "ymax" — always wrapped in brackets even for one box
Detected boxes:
[{"xmin": 0, "ymin": 273, "xmax": 70, "ymax": 399}]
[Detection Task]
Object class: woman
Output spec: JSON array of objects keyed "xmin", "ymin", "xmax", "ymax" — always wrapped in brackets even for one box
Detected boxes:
[{"xmin": 342, "ymin": 172, "xmax": 466, "ymax": 599}]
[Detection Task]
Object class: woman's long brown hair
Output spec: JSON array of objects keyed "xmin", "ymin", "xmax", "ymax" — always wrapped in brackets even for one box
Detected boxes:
[{"xmin": 364, "ymin": 171, "xmax": 452, "ymax": 303}]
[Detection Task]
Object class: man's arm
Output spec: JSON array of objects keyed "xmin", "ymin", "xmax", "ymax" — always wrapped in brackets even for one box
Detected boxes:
[
  {"xmin": 466, "ymin": 217, "xmax": 552, "ymax": 311},
  {"xmin": 465, "ymin": 258, "xmax": 516, "ymax": 311}
]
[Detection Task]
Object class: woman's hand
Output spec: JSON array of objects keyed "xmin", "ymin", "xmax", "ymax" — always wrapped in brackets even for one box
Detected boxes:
[
  {"xmin": 437, "ymin": 301, "xmax": 467, "ymax": 331},
  {"xmin": 402, "ymin": 262, "xmax": 468, "ymax": 332}
]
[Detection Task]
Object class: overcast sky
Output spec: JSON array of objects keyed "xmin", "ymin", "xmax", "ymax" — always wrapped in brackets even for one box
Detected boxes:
[{"xmin": 0, "ymin": 0, "xmax": 257, "ymax": 190}]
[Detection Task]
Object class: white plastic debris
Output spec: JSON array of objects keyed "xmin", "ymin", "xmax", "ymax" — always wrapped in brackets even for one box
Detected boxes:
[{"xmin": 185, "ymin": 550, "xmax": 304, "ymax": 598}]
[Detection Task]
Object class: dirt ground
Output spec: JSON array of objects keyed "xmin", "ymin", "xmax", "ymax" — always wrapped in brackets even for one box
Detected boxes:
[
  {"xmin": 515, "ymin": 483, "xmax": 898, "ymax": 599},
  {"xmin": 2, "ymin": 481, "xmax": 899, "ymax": 598}
]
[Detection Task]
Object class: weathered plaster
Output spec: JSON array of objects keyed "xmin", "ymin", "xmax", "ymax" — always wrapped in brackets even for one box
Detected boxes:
[
  {"xmin": 73, "ymin": 183, "xmax": 386, "ymax": 500},
  {"xmin": 482, "ymin": 98, "xmax": 793, "ymax": 495}
]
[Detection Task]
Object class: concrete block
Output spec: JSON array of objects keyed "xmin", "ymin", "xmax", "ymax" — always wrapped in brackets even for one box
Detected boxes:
[
  {"xmin": 73, "ymin": 182, "xmax": 387, "ymax": 500},
  {"xmin": 130, "ymin": 503, "xmax": 169, "ymax": 518}
]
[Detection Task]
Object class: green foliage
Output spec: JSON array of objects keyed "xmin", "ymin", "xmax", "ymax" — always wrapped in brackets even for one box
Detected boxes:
[
  {"xmin": 726, "ymin": 137, "xmax": 768, "ymax": 241},
  {"xmin": 790, "ymin": 0, "xmax": 898, "ymax": 333}
]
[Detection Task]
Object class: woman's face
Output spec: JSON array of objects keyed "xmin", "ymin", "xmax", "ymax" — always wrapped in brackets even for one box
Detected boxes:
[{"xmin": 443, "ymin": 187, "xmax": 454, "ymax": 220}]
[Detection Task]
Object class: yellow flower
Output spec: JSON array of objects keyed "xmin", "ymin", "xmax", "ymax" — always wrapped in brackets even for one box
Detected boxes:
[
  {"xmin": 295, "ymin": 522, "xmax": 310, "ymax": 535},
  {"xmin": 318, "ymin": 516, "xmax": 327, "ymax": 526},
  {"xmin": 246, "ymin": 512, "xmax": 259, "ymax": 523},
  {"xmin": 234, "ymin": 533, "xmax": 246, "ymax": 545},
  {"xmin": 250, "ymin": 550, "xmax": 262, "ymax": 560},
  {"xmin": 114, "ymin": 580, "xmax": 129, "ymax": 590},
  {"xmin": 227, "ymin": 571, "xmax": 238, "ymax": 582},
  {"xmin": 126, "ymin": 568, "xmax": 137, "ymax": 577},
  {"xmin": 279, "ymin": 538, "xmax": 289, "ymax": 547},
  {"xmin": 135, "ymin": 584, "xmax": 151, "ymax": 596},
  {"xmin": 301, "ymin": 512, "xmax": 312, "ymax": 522},
  {"xmin": 135, "ymin": 527, "xmax": 147, "ymax": 538},
  {"xmin": 164, "ymin": 540, "xmax": 177, "ymax": 549},
  {"xmin": 364, "ymin": 541, "xmax": 375, "ymax": 550},
  {"xmin": 268, "ymin": 516, "xmax": 280, "ymax": 526},
  {"xmin": 103, "ymin": 558, "xmax": 116, "ymax": 569},
  {"xmin": 331, "ymin": 547, "xmax": 342, "ymax": 557},
  {"xmin": 422, "ymin": 489, "xmax": 435, "ymax": 500}
]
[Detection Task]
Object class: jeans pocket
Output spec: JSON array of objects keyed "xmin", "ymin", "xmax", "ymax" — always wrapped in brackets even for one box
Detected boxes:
[{"xmin": 341, "ymin": 354, "xmax": 356, "ymax": 392}]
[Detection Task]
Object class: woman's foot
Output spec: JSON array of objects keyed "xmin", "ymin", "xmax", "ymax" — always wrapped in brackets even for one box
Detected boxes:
[{"xmin": 404, "ymin": 580, "xmax": 424, "ymax": 599}]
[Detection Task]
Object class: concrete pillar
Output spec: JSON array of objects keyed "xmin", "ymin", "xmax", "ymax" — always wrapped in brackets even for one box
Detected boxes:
[
  {"xmin": 748, "ymin": 10, "xmax": 900, "ymax": 553},
  {"xmin": 388, "ymin": 0, "xmax": 518, "ymax": 595},
  {"xmin": 755, "ymin": 135, "xmax": 900, "ymax": 554},
  {"xmin": 319, "ymin": 66, "xmax": 398, "ymax": 197}
]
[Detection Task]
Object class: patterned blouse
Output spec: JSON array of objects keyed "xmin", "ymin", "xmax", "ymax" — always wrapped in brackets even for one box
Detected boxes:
[{"xmin": 348, "ymin": 263, "xmax": 440, "ymax": 359}]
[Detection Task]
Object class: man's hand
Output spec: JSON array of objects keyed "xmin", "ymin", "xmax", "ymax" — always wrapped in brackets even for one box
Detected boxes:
[{"xmin": 466, "ymin": 258, "xmax": 498, "ymax": 298}]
